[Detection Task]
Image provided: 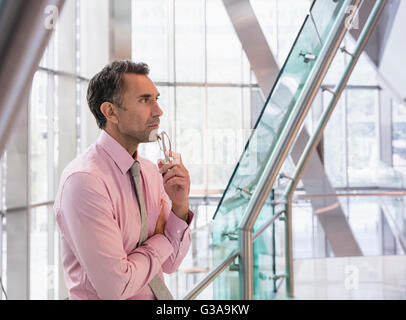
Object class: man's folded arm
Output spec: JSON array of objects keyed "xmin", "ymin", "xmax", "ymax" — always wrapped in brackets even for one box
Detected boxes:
[
  {"xmin": 159, "ymin": 178, "xmax": 193, "ymax": 274},
  {"xmin": 56, "ymin": 172, "xmax": 174, "ymax": 300}
]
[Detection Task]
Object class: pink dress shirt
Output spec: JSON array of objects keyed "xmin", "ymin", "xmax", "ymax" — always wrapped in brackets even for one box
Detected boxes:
[{"xmin": 54, "ymin": 130, "xmax": 193, "ymax": 300}]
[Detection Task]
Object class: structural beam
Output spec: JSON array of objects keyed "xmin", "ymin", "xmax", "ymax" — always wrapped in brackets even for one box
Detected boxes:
[{"xmin": 0, "ymin": 0, "xmax": 66, "ymax": 158}]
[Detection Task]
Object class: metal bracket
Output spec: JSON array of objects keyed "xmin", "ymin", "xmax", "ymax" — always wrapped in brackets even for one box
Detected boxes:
[
  {"xmin": 299, "ymin": 50, "xmax": 317, "ymax": 63},
  {"xmin": 236, "ymin": 187, "xmax": 252, "ymax": 196},
  {"xmin": 340, "ymin": 46, "xmax": 355, "ymax": 57},
  {"xmin": 270, "ymin": 274, "xmax": 288, "ymax": 280},
  {"xmin": 321, "ymin": 85, "xmax": 337, "ymax": 96},
  {"xmin": 229, "ymin": 256, "xmax": 240, "ymax": 271},
  {"xmin": 279, "ymin": 173, "xmax": 294, "ymax": 181},
  {"xmin": 222, "ymin": 231, "xmax": 238, "ymax": 241},
  {"xmin": 270, "ymin": 200, "xmax": 288, "ymax": 207},
  {"xmin": 259, "ymin": 272, "xmax": 288, "ymax": 281}
]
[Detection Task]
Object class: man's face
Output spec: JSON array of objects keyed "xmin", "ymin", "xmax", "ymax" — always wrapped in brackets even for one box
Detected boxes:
[{"xmin": 115, "ymin": 73, "xmax": 163, "ymax": 143}]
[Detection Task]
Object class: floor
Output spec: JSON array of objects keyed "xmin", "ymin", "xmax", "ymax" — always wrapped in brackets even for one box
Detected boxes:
[{"xmin": 287, "ymin": 255, "xmax": 406, "ymax": 299}]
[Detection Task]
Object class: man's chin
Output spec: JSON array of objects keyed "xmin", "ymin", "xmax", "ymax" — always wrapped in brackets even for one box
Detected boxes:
[{"xmin": 147, "ymin": 128, "xmax": 159, "ymax": 142}]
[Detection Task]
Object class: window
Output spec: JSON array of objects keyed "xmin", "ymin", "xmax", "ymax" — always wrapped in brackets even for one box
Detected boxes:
[
  {"xmin": 132, "ymin": 0, "xmax": 254, "ymax": 193},
  {"xmin": 392, "ymin": 101, "xmax": 406, "ymax": 174},
  {"xmin": 26, "ymin": 0, "xmax": 108, "ymax": 299}
]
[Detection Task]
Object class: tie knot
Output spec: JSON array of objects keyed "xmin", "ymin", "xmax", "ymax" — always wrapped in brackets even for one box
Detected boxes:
[{"xmin": 130, "ymin": 161, "xmax": 140, "ymax": 177}]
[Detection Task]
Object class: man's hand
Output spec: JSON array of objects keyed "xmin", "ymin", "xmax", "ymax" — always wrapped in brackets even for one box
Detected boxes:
[
  {"xmin": 154, "ymin": 200, "xmax": 166, "ymax": 235},
  {"xmin": 158, "ymin": 150, "xmax": 190, "ymax": 221}
]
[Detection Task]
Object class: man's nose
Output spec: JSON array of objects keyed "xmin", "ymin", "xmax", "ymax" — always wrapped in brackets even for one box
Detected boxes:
[{"xmin": 153, "ymin": 102, "xmax": 164, "ymax": 117}]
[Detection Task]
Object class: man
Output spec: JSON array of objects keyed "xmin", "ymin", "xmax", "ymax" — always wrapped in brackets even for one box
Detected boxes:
[{"xmin": 54, "ymin": 60, "xmax": 193, "ymax": 300}]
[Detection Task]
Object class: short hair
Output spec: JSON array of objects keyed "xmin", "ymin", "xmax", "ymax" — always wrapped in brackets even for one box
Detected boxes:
[{"xmin": 87, "ymin": 60, "xmax": 150, "ymax": 129}]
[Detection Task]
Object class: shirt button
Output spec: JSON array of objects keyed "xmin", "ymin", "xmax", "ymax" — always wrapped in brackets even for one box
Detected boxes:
[
  {"xmin": 179, "ymin": 251, "xmax": 183, "ymax": 255},
  {"xmin": 177, "ymin": 229, "xmax": 181, "ymax": 234}
]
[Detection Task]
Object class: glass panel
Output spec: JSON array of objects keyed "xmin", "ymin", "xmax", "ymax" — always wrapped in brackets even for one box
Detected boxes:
[
  {"xmin": 175, "ymin": 87, "xmax": 205, "ymax": 189},
  {"xmin": 348, "ymin": 196, "xmax": 381, "ymax": 256},
  {"xmin": 30, "ymin": 71, "xmax": 51, "ymax": 203},
  {"xmin": 79, "ymin": 80, "xmax": 101, "ymax": 153},
  {"xmin": 55, "ymin": 0, "xmax": 76, "ymax": 74},
  {"xmin": 132, "ymin": 0, "xmax": 172, "ymax": 82},
  {"xmin": 276, "ymin": 0, "xmax": 313, "ymax": 65},
  {"xmin": 39, "ymin": 32, "xmax": 56, "ymax": 70},
  {"xmin": 347, "ymin": 89, "xmax": 378, "ymax": 186},
  {"xmin": 213, "ymin": 10, "xmax": 327, "ymax": 228},
  {"xmin": 291, "ymin": 192, "xmax": 406, "ymax": 299},
  {"xmin": 382, "ymin": 196, "xmax": 406, "ymax": 252},
  {"xmin": 253, "ymin": 192, "xmax": 286, "ymax": 299},
  {"xmin": 346, "ymin": 36, "xmax": 378, "ymax": 86},
  {"xmin": 323, "ymin": 91, "xmax": 347, "ymax": 187},
  {"xmin": 212, "ymin": 0, "xmax": 347, "ymax": 298},
  {"xmin": 207, "ymin": 87, "xmax": 244, "ymax": 190},
  {"xmin": 55, "ymin": 75, "xmax": 77, "ymax": 181},
  {"xmin": 29, "ymin": 206, "xmax": 48, "ymax": 299},
  {"xmin": 291, "ymin": 193, "xmax": 406, "ymax": 260},
  {"xmin": 292, "ymin": 199, "xmax": 322, "ymax": 259},
  {"xmin": 311, "ymin": 0, "xmax": 344, "ymax": 43},
  {"xmin": 392, "ymin": 101, "xmax": 406, "ymax": 170},
  {"xmin": 175, "ymin": 0, "xmax": 205, "ymax": 82},
  {"xmin": 80, "ymin": 0, "xmax": 110, "ymax": 79},
  {"xmin": 323, "ymin": 46, "xmax": 345, "ymax": 85},
  {"xmin": 206, "ymin": 0, "xmax": 242, "ymax": 83},
  {"xmin": 250, "ymin": 0, "xmax": 279, "ymax": 55},
  {"xmin": 168, "ymin": 223, "xmax": 214, "ymax": 299}
]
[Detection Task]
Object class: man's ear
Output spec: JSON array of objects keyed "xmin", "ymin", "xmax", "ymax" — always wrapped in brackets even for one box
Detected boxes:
[{"xmin": 100, "ymin": 102, "xmax": 119, "ymax": 125}]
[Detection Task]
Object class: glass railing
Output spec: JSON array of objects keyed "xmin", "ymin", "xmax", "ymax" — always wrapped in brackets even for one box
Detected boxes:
[
  {"xmin": 212, "ymin": 0, "xmax": 349, "ymax": 299},
  {"xmin": 380, "ymin": 195, "xmax": 406, "ymax": 252},
  {"xmin": 292, "ymin": 190, "xmax": 406, "ymax": 259}
]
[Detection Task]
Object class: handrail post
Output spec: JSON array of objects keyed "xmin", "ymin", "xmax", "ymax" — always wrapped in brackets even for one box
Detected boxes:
[
  {"xmin": 284, "ymin": 195, "xmax": 294, "ymax": 297},
  {"xmin": 271, "ymin": 189, "xmax": 277, "ymax": 293},
  {"xmin": 239, "ymin": 228, "xmax": 253, "ymax": 299}
]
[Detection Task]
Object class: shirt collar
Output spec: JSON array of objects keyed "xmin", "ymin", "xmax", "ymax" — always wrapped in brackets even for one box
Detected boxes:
[{"xmin": 97, "ymin": 130, "xmax": 138, "ymax": 175}]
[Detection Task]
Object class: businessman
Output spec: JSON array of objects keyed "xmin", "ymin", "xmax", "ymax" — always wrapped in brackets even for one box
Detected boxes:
[{"xmin": 54, "ymin": 60, "xmax": 193, "ymax": 300}]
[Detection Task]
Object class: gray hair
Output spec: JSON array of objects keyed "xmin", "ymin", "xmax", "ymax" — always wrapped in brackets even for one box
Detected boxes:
[{"xmin": 87, "ymin": 60, "xmax": 150, "ymax": 128}]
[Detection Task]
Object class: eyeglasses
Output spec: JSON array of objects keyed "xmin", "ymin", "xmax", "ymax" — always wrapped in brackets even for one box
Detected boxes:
[{"xmin": 157, "ymin": 131, "xmax": 172, "ymax": 164}]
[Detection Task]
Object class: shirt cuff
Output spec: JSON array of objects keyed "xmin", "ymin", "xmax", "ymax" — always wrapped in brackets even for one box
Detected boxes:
[
  {"xmin": 164, "ymin": 209, "xmax": 194, "ymax": 240},
  {"xmin": 142, "ymin": 233, "xmax": 174, "ymax": 263}
]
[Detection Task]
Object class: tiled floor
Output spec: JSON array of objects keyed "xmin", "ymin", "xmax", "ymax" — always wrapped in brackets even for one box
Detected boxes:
[{"xmin": 290, "ymin": 255, "xmax": 406, "ymax": 299}]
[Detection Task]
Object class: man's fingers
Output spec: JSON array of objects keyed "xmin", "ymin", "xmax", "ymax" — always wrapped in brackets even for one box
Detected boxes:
[
  {"xmin": 159, "ymin": 161, "xmax": 176, "ymax": 174},
  {"xmin": 159, "ymin": 161, "xmax": 187, "ymax": 174},
  {"xmin": 165, "ymin": 176, "xmax": 187, "ymax": 187},
  {"xmin": 157, "ymin": 159, "xmax": 165, "ymax": 168},
  {"xmin": 166, "ymin": 150, "xmax": 182, "ymax": 164},
  {"xmin": 163, "ymin": 167, "xmax": 187, "ymax": 183}
]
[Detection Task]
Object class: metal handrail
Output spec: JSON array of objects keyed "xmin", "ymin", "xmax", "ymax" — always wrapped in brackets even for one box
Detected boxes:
[
  {"xmin": 252, "ymin": 210, "xmax": 284, "ymax": 242},
  {"xmin": 183, "ymin": 203, "xmax": 288, "ymax": 300},
  {"xmin": 238, "ymin": 0, "xmax": 359, "ymax": 299},
  {"xmin": 0, "ymin": 200, "xmax": 54, "ymax": 216},
  {"xmin": 283, "ymin": 0, "xmax": 388, "ymax": 298},
  {"xmin": 183, "ymin": 249, "xmax": 239, "ymax": 300}
]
